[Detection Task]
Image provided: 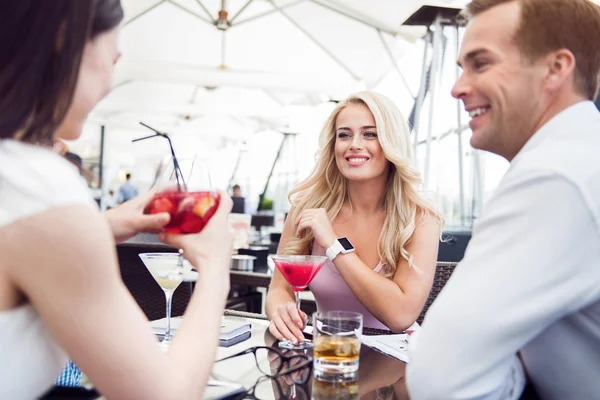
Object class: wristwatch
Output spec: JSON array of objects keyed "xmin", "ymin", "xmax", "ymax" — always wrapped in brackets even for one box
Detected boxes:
[{"xmin": 326, "ymin": 237, "xmax": 355, "ymax": 261}]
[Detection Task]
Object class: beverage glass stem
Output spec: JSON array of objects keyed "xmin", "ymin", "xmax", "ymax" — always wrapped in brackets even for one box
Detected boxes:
[
  {"xmin": 163, "ymin": 289, "xmax": 174, "ymax": 341},
  {"xmin": 295, "ymin": 291, "xmax": 302, "ymax": 314}
]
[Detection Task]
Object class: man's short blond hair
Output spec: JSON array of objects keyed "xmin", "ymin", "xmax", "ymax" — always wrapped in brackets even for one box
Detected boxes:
[{"xmin": 461, "ymin": 0, "xmax": 600, "ymax": 100}]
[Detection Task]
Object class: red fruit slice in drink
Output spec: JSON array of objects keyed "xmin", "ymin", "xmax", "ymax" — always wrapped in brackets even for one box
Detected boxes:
[
  {"xmin": 193, "ymin": 195, "xmax": 216, "ymax": 218},
  {"xmin": 177, "ymin": 195, "xmax": 196, "ymax": 213},
  {"xmin": 146, "ymin": 197, "xmax": 175, "ymax": 215},
  {"xmin": 180, "ymin": 211, "xmax": 205, "ymax": 233}
]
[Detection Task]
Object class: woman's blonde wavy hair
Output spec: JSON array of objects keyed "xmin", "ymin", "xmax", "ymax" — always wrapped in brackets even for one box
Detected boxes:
[{"xmin": 283, "ymin": 91, "xmax": 443, "ymax": 277}]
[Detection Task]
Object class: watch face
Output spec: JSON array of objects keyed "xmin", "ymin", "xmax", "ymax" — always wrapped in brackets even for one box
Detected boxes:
[{"xmin": 338, "ymin": 237, "xmax": 354, "ymax": 251}]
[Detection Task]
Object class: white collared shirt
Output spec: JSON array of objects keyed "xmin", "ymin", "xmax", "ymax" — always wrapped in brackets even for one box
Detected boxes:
[{"xmin": 406, "ymin": 101, "xmax": 600, "ymax": 400}]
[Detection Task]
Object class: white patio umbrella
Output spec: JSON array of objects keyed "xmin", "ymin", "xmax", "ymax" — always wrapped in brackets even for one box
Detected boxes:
[{"xmin": 91, "ymin": 0, "xmax": 464, "ymax": 129}]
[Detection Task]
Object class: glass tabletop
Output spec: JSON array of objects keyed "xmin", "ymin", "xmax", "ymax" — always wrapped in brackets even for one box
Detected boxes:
[
  {"xmin": 211, "ymin": 316, "xmax": 408, "ymax": 400},
  {"xmin": 41, "ymin": 315, "xmax": 408, "ymax": 400}
]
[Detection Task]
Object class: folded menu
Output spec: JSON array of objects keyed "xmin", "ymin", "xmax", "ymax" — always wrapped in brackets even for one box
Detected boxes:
[
  {"xmin": 150, "ymin": 317, "xmax": 252, "ymax": 348},
  {"xmin": 361, "ymin": 334, "xmax": 410, "ymax": 363}
]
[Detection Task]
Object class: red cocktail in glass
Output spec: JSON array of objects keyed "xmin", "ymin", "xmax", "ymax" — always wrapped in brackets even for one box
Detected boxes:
[
  {"xmin": 271, "ymin": 255, "xmax": 327, "ymax": 349},
  {"xmin": 145, "ymin": 190, "xmax": 220, "ymax": 234},
  {"xmin": 143, "ymin": 155, "xmax": 218, "ymax": 235}
]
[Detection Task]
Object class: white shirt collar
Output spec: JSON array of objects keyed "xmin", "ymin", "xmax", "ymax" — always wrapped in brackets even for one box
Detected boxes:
[{"xmin": 512, "ymin": 100, "xmax": 598, "ymax": 165}]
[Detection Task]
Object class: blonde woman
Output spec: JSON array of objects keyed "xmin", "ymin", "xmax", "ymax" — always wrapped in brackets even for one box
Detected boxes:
[{"xmin": 266, "ymin": 91, "xmax": 443, "ymax": 344}]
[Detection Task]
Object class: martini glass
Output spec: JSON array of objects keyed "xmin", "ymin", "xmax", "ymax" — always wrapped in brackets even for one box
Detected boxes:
[
  {"xmin": 139, "ymin": 253, "xmax": 197, "ymax": 351},
  {"xmin": 270, "ymin": 255, "xmax": 327, "ymax": 350}
]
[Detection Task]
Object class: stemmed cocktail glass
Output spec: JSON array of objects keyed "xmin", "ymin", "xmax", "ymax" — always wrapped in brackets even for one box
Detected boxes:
[
  {"xmin": 139, "ymin": 253, "xmax": 195, "ymax": 351},
  {"xmin": 270, "ymin": 255, "xmax": 327, "ymax": 350}
]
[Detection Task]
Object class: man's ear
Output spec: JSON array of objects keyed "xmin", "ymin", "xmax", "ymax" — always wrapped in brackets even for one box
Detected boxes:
[{"xmin": 544, "ymin": 49, "xmax": 576, "ymax": 92}]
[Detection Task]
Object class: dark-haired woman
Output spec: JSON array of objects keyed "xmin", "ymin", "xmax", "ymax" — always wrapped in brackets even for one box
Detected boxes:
[{"xmin": 0, "ymin": 1, "xmax": 233, "ymax": 398}]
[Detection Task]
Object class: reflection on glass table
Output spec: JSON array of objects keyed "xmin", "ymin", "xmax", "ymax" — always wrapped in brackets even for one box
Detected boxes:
[
  {"xmin": 233, "ymin": 348, "xmax": 408, "ymax": 400},
  {"xmin": 254, "ymin": 327, "xmax": 409, "ymax": 400},
  {"xmin": 213, "ymin": 345, "xmax": 312, "ymax": 400}
]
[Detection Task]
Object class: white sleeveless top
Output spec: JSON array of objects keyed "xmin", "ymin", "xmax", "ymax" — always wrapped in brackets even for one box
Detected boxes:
[{"xmin": 0, "ymin": 139, "xmax": 94, "ymax": 399}]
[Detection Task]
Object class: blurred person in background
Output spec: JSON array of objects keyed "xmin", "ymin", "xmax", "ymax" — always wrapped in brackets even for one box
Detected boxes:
[
  {"xmin": 0, "ymin": 1, "xmax": 234, "ymax": 399},
  {"xmin": 117, "ymin": 172, "xmax": 138, "ymax": 203},
  {"xmin": 231, "ymin": 183, "xmax": 256, "ymax": 215},
  {"xmin": 266, "ymin": 91, "xmax": 443, "ymax": 344},
  {"xmin": 232, "ymin": 184, "xmax": 242, "ymax": 197},
  {"xmin": 103, "ymin": 189, "xmax": 118, "ymax": 210}
]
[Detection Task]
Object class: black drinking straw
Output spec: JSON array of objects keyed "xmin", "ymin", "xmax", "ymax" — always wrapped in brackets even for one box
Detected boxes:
[{"xmin": 132, "ymin": 122, "xmax": 187, "ymax": 191}]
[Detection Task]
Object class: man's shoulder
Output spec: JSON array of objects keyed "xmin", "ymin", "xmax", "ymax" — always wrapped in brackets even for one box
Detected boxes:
[
  {"xmin": 515, "ymin": 122, "xmax": 600, "ymax": 189},
  {"xmin": 496, "ymin": 122, "xmax": 600, "ymax": 232}
]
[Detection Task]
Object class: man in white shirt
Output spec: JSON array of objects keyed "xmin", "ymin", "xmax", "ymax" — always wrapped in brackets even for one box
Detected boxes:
[{"xmin": 406, "ymin": 1, "xmax": 600, "ymax": 399}]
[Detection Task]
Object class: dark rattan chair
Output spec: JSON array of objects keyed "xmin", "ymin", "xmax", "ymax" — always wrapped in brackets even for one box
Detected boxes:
[
  {"xmin": 416, "ymin": 261, "xmax": 458, "ymax": 324},
  {"xmin": 117, "ymin": 244, "xmax": 190, "ymax": 321},
  {"xmin": 117, "ymin": 241, "xmax": 265, "ymax": 319}
]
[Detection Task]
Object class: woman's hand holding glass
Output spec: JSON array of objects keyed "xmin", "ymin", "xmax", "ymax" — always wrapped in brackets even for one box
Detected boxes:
[
  {"xmin": 295, "ymin": 208, "xmax": 337, "ymax": 249},
  {"xmin": 105, "ymin": 190, "xmax": 171, "ymax": 243},
  {"xmin": 268, "ymin": 302, "xmax": 309, "ymax": 344},
  {"xmin": 159, "ymin": 192, "xmax": 233, "ymax": 275}
]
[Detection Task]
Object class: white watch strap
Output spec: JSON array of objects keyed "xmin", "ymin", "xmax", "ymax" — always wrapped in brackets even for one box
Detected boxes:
[{"xmin": 326, "ymin": 240, "xmax": 344, "ymax": 260}]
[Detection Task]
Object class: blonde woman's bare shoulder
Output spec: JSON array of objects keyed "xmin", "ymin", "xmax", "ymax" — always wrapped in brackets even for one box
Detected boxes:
[
  {"xmin": 405, "ymin": 208, "xmax": 441, "ymax": 261},
  {"xmin": 415, "ymin": 206, "xmax": 442, "ymax": 229}
]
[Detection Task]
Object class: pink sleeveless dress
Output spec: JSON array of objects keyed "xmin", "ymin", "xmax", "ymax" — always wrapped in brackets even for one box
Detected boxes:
[{"xmin": 309, "ymin": 243, "xmax": 394, "ymax": 330}]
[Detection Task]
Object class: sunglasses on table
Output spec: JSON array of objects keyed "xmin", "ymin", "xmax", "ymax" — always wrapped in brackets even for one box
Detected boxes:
[{"xmin": 216, "ymin": 346, "xmax": 312, "ymax": 382}]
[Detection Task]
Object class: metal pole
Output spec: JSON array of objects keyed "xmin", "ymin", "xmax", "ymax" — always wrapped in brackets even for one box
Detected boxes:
[
  {"xmin": 99, "ymin": 125, "xmax": 106, "ymax": 210},
  {"xmin": 99, "ymin": 125, "xmax": 105, "ymax": 189},
  {"xmin": 258, "ymin": 133, "xmax": 290, "ymax": 211},
  {"xmin": 455, "ymin": 26, "xmax": 466, "ymax": 228},
  {"xmin": 423, "ymin": 15, "xmax": 443, "ymax": 189},
  {"xmin": 221, "ymin": 30, "xmax": 227, "ymax": 67},
  {"xmin": 228, "ymin": 145, "xmax": 245, "ymax": 189},
  {"xmin": 412, "ymin": 30, "xmax": 431, "ymax": 163}
]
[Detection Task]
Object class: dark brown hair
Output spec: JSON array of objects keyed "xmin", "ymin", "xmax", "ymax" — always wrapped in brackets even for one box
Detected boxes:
[
  {"xmin": 0, "ymin": 0, "xmax": 123, "ymax": 144},
  {"xmin": 461, "ymin": 0, "xmax": 600, "ymax": 100}
]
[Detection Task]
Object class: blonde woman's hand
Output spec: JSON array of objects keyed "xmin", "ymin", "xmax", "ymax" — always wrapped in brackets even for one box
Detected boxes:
[
  {"xmin": 159, "ymin": 191, "xmax": 233, "ymax": 274},
  {"xmin": 295, "ymin": 208, "xmax": 337, "ymax": 249},
  {"xmin": 268, "ymin": 302, "xmax": 308, "ymax": 345}
]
